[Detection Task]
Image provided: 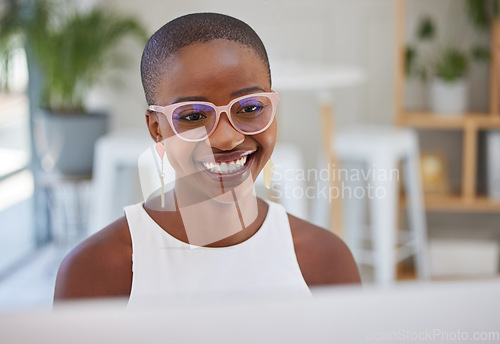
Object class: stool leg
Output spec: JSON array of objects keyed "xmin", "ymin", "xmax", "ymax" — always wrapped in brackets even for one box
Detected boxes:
[
  {"xmin": 404, "ymin": 149, "xmax": 430, "ymax": 280},
  {"xmin": 342, "ymin": 161, "xmax": 367, "ymax": 263},
  {"xmin": 89, "ymin": 141, "xmax": 116, "ymax": 234},
  {"xmin": 370, "ymin": 157, "xmax": 398, "ymax": 286}
]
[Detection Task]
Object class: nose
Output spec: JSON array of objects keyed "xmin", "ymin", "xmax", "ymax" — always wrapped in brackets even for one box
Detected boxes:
[{"xmin": 207, "ymin": 112, "xmax": 244, "ymax": 150}]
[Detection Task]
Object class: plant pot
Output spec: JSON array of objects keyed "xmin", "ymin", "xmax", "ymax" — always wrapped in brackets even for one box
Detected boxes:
[
  {"xmin": 430, "ymin": 77, "xmax": 468, "ymax": 115},
  {"xmin": 34, "ymin": 109, "xmax": 109, "ymax": 176}
]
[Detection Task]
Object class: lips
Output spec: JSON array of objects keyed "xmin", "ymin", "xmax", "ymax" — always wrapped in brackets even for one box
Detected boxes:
[{"xmin": 195, "ymin": 150, "xmax": 255, "ymax": 181}]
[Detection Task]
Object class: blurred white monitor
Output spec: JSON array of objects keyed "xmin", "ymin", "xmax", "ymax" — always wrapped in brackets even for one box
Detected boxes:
[{"xmin": 1, "ymin": 279, "xmax": 499, "ymax": 343}]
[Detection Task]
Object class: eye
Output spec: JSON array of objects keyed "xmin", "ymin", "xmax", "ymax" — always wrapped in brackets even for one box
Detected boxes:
[
  {"xmin": 238, "ymin": 104, "xmax": 264, "ymax": 114},
  {"xmin": 179, "ymin": 112, "xmax": 207, "ymax": 122}
]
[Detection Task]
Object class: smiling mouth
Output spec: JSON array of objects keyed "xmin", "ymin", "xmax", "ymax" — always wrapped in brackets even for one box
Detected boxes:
[{"xmin": 196, "ymin": 151, "xmax": 255, "ymax": 180}]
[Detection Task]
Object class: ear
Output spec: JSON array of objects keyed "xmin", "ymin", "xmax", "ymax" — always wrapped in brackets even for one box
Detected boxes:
[{"xmin": 145, "ymin": 110, "xmax": 161, "ymax": 142}]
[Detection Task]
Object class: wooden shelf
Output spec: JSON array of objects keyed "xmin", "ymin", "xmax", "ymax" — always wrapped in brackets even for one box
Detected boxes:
[
  {"xmin": 425, "ymin": 195, "xmax": 500, "ymax": 212},
  {"xmin": 394, "ymin": 0, "xmax": 500, "ymax": 213},
  {"xmin": 401, "ymin": 194, "xmax": 500, "ymax": 212},
  {"xmin": 397, "ymin": 112, "xmax": 500, "ymax": 129}
]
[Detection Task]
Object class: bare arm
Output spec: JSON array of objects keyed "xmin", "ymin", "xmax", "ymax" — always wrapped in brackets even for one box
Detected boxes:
[
  {"xmin": 289, "ymin": 214, "xmax": 361, "ymax": 286},
  {"xmin": 53, "ymin": 217, "xmax": 133, "ymax": 301}
]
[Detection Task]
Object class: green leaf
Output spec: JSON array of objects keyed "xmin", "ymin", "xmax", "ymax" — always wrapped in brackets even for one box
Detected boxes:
[
  {"xmin": 471, "ymin": 45, "xmax": 490, "ymax": 62},
  {"xmin": 406, "ymin": 46, "xmax": 417, "ymax": 75},
  {"xmin": 417, "ymin": 16, "xmax": 435, "ymax": 41},
  {"xmin": 434, "ymin": 48, "xmax": 468, "ymax": 82},
  {"xmin": 465, "ymin": 0, "xmax": 497, "ymax": 32}
]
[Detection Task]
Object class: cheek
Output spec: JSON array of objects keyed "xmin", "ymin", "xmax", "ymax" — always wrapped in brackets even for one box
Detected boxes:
[
  {"xmin": 254, "ymin": 118, "xmax": 277, "ymax": 164},
  {"xmin": 158, "ymin": 117, "xmax": 177, "ymax": 140},
  {"xmin": 163, "ymin": 138, "xmax": 197, "ymax": 176},
  {"xmin": 262, "ymin": 119, "xmax": 277, "ymax": 156},
  {"xmin": 159, "ymin": 117, "xmax": 193, "ymax": 173}
]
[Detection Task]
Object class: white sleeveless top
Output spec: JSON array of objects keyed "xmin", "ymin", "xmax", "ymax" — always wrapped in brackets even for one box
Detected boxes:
[{"xmin": 124, "ymin": 200, "xmax": 310, "ymax": 307}]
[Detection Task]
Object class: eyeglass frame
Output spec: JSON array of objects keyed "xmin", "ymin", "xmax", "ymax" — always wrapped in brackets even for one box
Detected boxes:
[{"xmin": 148, "ymin": 91, "xmax": 280, "ymax": 142}]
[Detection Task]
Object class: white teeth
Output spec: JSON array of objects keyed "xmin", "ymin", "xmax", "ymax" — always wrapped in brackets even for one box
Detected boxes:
[
  {"xmin": 201, "ymin": 155, "xmax": 249, "ymax": 174},
  {"xmin": 228, "ymin": 162, "xmax": 236, "ymax": 172},
  {"xmin": 220, "ymin": 163, "xmax": 229, "ymax": 173}
]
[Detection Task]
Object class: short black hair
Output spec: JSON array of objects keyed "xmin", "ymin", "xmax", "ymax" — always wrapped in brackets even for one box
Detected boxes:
[{"xmin": 140, "ymin": 13, "xmax": 271, "ymax": 105}]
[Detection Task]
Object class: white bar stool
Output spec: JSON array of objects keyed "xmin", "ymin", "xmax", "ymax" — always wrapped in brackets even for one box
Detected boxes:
[
  {"xmin": 256, "ymin": 142, "xmax": 308, "ymax": 220},
  {"xmin": 88, "ymin": 130, "xmax": 152, "ymax": 234},
  {"xmin": 333, "ymin": 125, "xmax": 429, "ymax": 285},
  {"xmin": 270, "ymin": 59, "xmax": 366, "ymax": 236}
]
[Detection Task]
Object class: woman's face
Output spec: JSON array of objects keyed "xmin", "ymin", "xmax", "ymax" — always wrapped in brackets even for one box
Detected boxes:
[{"xmin": 146, "ymin": 39, "xmax": 276, "ymax": 201}]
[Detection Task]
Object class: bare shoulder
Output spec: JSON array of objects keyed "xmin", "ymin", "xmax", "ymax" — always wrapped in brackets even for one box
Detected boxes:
[
  {"xmin": 53, "ymin": 216, "xmax": 133, "ymax": 301},
  {"xmin": 288, "ymin": 214, "xmax": 361, "ymax": 286}
]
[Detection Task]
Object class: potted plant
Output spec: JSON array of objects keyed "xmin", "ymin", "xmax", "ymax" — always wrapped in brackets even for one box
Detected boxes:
[
  {"xmin": 406, "ymin": 2, "xmax": 492, "ymax": 115},
  {"xmin": 407, "ymin": 16, "xmax": 471, "ymax": 115},
  {"xmin": 0, "ymin": 0, "xmax": 148, "ymax": 175},
  {"xmin": 429, "ymin": 47, "xmax": 469, "ymax": 114}
]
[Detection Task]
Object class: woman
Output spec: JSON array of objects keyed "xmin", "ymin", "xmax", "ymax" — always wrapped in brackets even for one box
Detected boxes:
[{"xmin": 54, "ymin": 13, "xmax": 360, "ymax": 303}]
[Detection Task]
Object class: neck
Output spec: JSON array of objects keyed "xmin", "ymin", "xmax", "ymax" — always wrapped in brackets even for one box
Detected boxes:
[
  {"xmin": 145, "ymin": 175, "xmax": 267, "ymax": 247},
  {"xmin": 173, "ymin": 174, "xmax": 259, "ymax": 246}
]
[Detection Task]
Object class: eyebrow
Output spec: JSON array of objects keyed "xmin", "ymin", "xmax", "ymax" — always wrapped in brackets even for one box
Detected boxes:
[
  {"xmin": 169, "ymin": 86, "xmax": 267, "ymax": 105},
  {"xmin": 231, "ymin": 86, "xmax": 266, "ymax": 98}
]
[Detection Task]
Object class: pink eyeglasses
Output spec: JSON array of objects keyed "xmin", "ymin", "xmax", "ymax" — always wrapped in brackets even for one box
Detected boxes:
[{"xmin": 149, "ymin": 91, "xmax": 279, "ymax": 142}]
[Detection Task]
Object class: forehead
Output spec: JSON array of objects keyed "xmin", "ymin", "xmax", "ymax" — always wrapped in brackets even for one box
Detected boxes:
[{"xmin": 156, "ymin": 40, "xmax": 270, "ymax": 105}]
